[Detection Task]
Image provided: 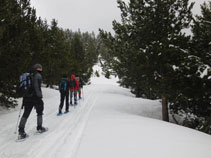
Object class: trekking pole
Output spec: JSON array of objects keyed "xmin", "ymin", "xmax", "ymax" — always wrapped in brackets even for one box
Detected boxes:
[{"xmin": 14, "ymin": 102, "xmax": 24, "ymax": 134}]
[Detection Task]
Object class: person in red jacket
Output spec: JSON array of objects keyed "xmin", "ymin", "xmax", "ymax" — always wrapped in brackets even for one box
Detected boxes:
[{"xmin": 69, "ymin": 74, "xmax": 79, "ymax": 105}]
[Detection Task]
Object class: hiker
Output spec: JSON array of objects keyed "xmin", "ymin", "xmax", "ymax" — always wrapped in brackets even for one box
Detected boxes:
[
  {"xmin": 78, "ymin": 77, "xmax": 84, "ymax": 99},
  {"xmin": 69, "ymin": 74, "xmax": 79, "ymax": 105},
  {"xmin": 58, "ymin": 74, "xmax": 69, "ymax": 114},
  {"xmin": 18, "ymin": 64, "xmax": 47, "ymax": 139}
]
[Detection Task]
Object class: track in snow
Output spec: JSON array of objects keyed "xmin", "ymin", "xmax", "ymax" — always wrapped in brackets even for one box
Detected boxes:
[{"xmin": 0, "ymin": 85, "xmax": 102, "ymax": 158}]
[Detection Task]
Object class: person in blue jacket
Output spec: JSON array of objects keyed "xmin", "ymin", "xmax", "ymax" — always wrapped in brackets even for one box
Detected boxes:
[{"xmin": 58, "ymin": 74, "xmax": 69, "ymax": 114}]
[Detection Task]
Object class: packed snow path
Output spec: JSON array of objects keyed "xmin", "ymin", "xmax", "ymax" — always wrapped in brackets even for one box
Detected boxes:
[
  {"xmin": 1, "ymin": 73, "xmax": 211, "ymax": 158},
  {"xmin": 0, "ymin": 85, "xmax": 101, "ymax": 158}
]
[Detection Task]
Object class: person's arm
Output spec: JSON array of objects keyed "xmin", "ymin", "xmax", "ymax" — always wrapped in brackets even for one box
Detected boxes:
[{"xmin": 33, "ymin": 73, "xmax": 43, "ymax": 98}]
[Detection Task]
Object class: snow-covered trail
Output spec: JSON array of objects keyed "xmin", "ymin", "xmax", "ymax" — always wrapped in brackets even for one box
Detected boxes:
[{"xmin": 0, "ymin": 85, "xmax": 102, "ymax": 158}]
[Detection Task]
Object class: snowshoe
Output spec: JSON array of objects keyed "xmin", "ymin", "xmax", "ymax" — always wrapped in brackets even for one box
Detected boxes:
[
  {"xmin": 36, "ymin": 127, "xmax": 48, "ymax": 134},
  {"xmin": 57, "ymin": 112, "xmax": 63, "ymax": 116},
  {"xmin": 16, "ymin": 132, "xmax": 29, "ymax": 142}
]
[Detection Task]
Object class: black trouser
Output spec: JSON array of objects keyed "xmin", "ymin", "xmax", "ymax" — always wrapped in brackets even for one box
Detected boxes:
[
  {"xmin": 59, "ymin": 92, "xmax": 69, "ymax": 112},
  {"xmin": 22, "ymin": 98, "xmax": 44, "ymax": 118},
  {"xmin": 70, "ymin": 90, "xmax": 77, "ymax": 104},
  {"xmin": 19, "ymin": 97, "xmax": 44, "ymax": 132}
]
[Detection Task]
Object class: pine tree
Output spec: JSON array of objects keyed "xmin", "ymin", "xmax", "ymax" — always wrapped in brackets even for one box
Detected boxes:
[
  {"xmin": 192, "ymin": 2, "xmax": 211, "ymax": 66},
  {"xmin": 187, "ymin": 1, "xmax": 211, "ymax": 118},
  {"xmin": 100, "ymin": 0, "xmax": 194, "ymax": 95},
  {"xmin": 69, "ymin": 32, "xmax": 85, "ymax": 75},
  {"xmin": 41, "ymin": 19, "xmax": 72, "ymax": 86},
  {"xmin": 81, "ymin": 32, "xmax": 99, "ymax": 82},
  {"xmin": 100, "ymin": 0, "xmax": 194, "ymax": 121},
  {"xmin": 0, "ymin": 0, "xmax": 38, "ymax": 107}
]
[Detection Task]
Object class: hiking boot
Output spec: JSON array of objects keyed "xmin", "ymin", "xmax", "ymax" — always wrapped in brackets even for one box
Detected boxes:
[
  {"xmin": 37, "ymin": 126, "xmax": 48, "ymax": 133},
  {"xmin": 18, "ymin": 131, "xmax": 28, "ymax": 139}
]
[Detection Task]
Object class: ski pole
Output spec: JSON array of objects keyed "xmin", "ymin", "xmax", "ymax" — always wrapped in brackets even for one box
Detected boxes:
[{"xmin": 14, "ymin": 102, "xmax": 23, "ymax": 134}]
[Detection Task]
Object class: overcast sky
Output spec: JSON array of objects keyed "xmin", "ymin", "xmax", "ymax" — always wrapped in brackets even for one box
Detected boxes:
[{"xmin": 30, "ymin": 0, "xmax": 209, "ymax": 35}]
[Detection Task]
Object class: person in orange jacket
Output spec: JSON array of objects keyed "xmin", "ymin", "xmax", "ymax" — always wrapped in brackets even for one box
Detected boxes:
[{"xmin": 69, "ymin": 74, "xmax": 79, "ymax": 105}]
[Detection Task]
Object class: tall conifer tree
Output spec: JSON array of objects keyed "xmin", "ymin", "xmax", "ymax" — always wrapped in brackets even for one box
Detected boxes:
[{"xmin": 100, "ymin": 0, "xmax": 194, "ymax": 121}]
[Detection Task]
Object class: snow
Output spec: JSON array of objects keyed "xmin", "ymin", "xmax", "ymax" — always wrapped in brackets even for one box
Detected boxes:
[
  {"xmin": 172, "ymin": 65, "xmax": 179, "ymax": 71},
  {"xmin": 0, "ymin": 64, "xmax": 211, "ymax": 158},
  {"xmin": 198, "ymin": 64, "xmax": 210, "ymax": 78}
]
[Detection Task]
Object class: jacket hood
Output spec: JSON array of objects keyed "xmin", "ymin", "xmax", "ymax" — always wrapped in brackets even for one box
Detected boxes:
[{"xmin": 71, "ymin": 74, "xmax": 75, "ymax": 79}]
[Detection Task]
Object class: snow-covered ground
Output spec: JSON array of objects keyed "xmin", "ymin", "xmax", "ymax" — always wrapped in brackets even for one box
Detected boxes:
[{"xmin": 0, "ymin": 64, "xmax": 211, "ymax": 158}]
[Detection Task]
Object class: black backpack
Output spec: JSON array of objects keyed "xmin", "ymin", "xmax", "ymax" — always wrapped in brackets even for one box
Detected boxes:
[{"xmin": 19, "ymin": 72, "xmax": 33, "ymax": 97}]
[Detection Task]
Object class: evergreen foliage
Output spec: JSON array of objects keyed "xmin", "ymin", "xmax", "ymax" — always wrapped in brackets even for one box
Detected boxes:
[
  {"xmin": 190, "ymin": 2, "xmax": 211, "ymax": 132},
  {"xmin": 100, "ymin": 0, "xmax": 194, "ymax": 99},
  {"xmin": 0, "ymin": 0, "xmax": 37, "ymax": 107}
]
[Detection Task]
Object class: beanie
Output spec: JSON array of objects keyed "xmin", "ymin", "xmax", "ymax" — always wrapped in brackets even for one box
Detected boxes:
[{"xmin": 33, "ymin": 63, "xmax": 42, "ymax": 70}]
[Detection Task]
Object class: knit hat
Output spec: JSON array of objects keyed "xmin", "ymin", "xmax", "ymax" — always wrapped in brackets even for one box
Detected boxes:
[{"xmin": 33, "ymin": 63, "xmax": 42, "ymax": 70}]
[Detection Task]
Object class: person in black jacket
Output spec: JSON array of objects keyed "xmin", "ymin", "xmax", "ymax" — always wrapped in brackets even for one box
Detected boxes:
[
  {"xmin": 58, "ymin": 74, "xmax": 69, "ymax": 114},
  {"xmin": 78, "ymin": 77, "xmax": 84, "ymax": 99},
  {"xmin": 18, "ymin": 64, "xmax": 47, "ymax": 139}
]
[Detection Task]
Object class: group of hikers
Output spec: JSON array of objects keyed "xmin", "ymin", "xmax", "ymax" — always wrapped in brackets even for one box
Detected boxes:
[
  {"xmin": 17, "ymin": 63, "xmax": 84, "ymax": 140},
  {"xmin": 58, "ymin": 73, "xmax": 84, "ymax": 114}
]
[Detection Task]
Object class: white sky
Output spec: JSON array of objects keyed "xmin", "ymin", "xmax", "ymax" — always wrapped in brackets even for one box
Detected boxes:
[{"xmin": 30, "ymin": 0, "xmax": 209, "ymax": 35}]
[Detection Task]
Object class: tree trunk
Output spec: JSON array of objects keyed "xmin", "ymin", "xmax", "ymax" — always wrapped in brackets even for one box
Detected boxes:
[{"xmin": 162, "ymin": 97, "xmax": 169, "ymax": 122}]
